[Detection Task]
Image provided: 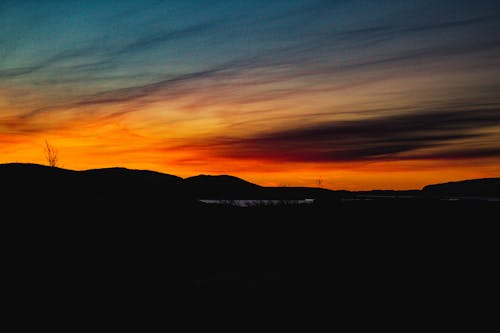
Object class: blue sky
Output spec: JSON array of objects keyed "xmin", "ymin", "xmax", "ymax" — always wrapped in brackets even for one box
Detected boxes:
[{"xmin": 2, "ymin": 1, "xmax": 500, "ymax": 91}]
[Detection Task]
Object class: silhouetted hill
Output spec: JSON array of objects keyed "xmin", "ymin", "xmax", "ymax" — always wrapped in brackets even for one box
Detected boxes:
[
  {"xmin": 184, "ymin": 174, "xmax": 346, "ymax": 200},
  {"xmin": 0, "ymin": 163, "xmax": 194, "ymax": 215},
  {"xmin": 355, "ymin": 189, "xmax": 421, "ymax": 196},
  {"xmin": 259, "ymin": 186, "xmax": 348, "ymax": 200},
  {"xmin": 0, "ymin": 163, "xmax": 183, "ymax": 188},
  {"xmin": 0, "ymin": 163, "xmax": 76, "ymax": 200},
  {"xmin": 184, "ymin": 174, "xmax": 263, "ymax": 199},
  {"xmin": 80, "ymin": 167, "xmax": 185, "ymax": 200},
  {"xmin": 422, "ymin": 178, "xmax": 500, "ymax": 197},
  {"xmin": 2, "ymin": 163, "xmax": 499, "ymax": 205},
  {"xmin": 0, "ymin": 162, "xmax": 76, "ymax": 178}
]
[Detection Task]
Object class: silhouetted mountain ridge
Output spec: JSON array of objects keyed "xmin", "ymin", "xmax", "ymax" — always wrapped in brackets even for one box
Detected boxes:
[
  {"xmin": 423, "ymin": 178, "xmax": 500, "ymax": 197},
  {"xmin": 184, "ymin": 174, "xmax": 262, "ymax": 199},
  {"xmin": 0, "ymin": 163, "xmax": 192, "ymax": 211},
  {"xmin": 1, "ymin": 163, "xmax": 499, "ymax": 201}
]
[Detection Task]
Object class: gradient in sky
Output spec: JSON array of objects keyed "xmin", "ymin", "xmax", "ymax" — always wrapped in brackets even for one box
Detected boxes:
[{"xmin": 1, "ymin": 0, "xmax": 500, "ymax": 190}]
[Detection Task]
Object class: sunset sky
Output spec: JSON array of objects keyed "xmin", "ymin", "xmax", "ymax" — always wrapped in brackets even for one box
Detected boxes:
[{"xmin": 1, "ymin": 0, "xmax": 500, "ymax": 190}]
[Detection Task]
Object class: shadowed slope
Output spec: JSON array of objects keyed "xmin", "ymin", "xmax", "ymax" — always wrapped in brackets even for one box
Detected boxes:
[
  {"xmin": 0, "ymin": 163, "xmax": 195, "ymax": 218},
  {"xmin": 184, "ymin": 174, "xmax": 263, "ymax": 199},
  {"xmin": 423, "ymin": 178, "xmax": 500, "ymax": 197},
  {"xmin": 183, "ymin": 174, "xmax": 344, "ymax": 200},
  {"xmin": 2, "ymin": 163, "xmax": 499, "ymax": 206}
]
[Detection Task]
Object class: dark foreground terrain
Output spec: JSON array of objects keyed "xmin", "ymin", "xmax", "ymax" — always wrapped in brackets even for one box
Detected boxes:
[{"xmin": 2, "ymin": 163, "xmax": 498, "ymax": 320}]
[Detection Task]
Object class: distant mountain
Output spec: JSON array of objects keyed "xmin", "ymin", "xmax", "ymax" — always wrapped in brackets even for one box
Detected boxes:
[
  {"xmin": 80, "ymin": 167, "xmax": 184, "ymax": 195},
  {"xmin": 0, "ymin": 163, "xmax": 183, "ymax": 188},
  {"xmin": 184, "ymin": 174, "xmax": 263, "ymax": 199},
  {"xmin": 422, "ymin": 178, "xmax": 500, "ymax": 197},
  {"xmin": 0, "ymin": 163, "xmax": 192, "ymax": 212},
  {"xmin": 184, "ymin": 174, "xmax": 346, "ymax": 200},
  {"xmin": 1, "ymin": 163, "xmax": 499, "ymax": 207}
]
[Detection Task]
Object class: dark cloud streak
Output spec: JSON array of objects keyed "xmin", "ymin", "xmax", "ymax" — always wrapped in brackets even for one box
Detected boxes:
[
  {"xmin": 205, "ymin": 107, "xmax": 500, "ymax": 162},
  {"xmin": 0, "ymin": 65, "xmax": 43, "ymax": 78}
]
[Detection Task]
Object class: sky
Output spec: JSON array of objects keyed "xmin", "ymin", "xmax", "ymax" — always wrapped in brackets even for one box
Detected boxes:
[{"xmin": 1, "ymin": 0, "xmax": 500, "ymax": 190}]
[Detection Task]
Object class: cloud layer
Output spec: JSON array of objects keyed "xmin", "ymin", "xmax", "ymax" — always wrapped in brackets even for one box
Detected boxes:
[{"xmin": 198, "ymin": 107, "xmax": 500, "ymax": 162}]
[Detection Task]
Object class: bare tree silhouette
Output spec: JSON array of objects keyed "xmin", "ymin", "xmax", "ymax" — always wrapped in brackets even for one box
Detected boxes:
[
  {"xmin": 316, "ymin": 177, "xmax": 323, "ymax": 188},
  {"xmin": 44, "ymin": 140, "xmax": 59, "ymax": 167}
]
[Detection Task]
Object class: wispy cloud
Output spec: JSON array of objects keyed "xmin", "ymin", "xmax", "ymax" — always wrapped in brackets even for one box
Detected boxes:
[
  {"xmin": 2, "ymin": 1, "xmax": 500, "ymax": 164},
  {"xmin": 3, "ymin": 0, "xmax": 500, "ymax": 114},
  {"xmin": 194, "ymin": 107, "xmax": 500, "ymax": 162},
  {"xmin": 0, "ymin": 65, "xmax": 43, "ymax": 78},
  {"xmin": 114, "ymin": 20, "xmax": 222, "ymax": 56}
]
